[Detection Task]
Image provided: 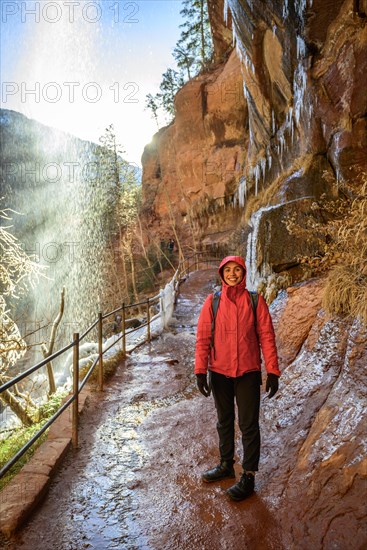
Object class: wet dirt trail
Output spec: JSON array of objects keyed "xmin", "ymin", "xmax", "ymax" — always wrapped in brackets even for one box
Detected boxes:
[{"xmin": 4, "ymin": 270, "xmax": 283, "ymax": 550}]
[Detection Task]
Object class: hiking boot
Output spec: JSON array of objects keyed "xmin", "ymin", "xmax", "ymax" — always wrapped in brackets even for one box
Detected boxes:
[
  {"xmin": 202, "ymin": 461, "xmax": 235, "ymax": 483},
  {"xmin": 226, "ymin": 472, "xmax": 255, "ymax": 501}
]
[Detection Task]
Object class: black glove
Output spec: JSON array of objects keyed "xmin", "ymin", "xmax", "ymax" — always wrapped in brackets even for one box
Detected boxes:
[
  {"xmin": 196, "ymin": 374, "xmax": 210, "ymax": 397},
  {"xmin": 265, "ymin": 373, "xmax": 279, "ymax": 398}
]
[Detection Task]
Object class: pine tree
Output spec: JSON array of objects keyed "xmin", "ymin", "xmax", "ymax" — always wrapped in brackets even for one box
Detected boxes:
[
  {"xmin": 178, "ymin": 0, "xmax": 213, "ymax": 73},
  {"xmin": 145, "ymin": 0, "xmax": 213, "ymax": 123},
  {"xmin": 172, "ymin": 44, "xmax": 194, "ymax": 80},
  {"xmin": 77, "ymin": 126, "xmax": 141, "ymax": 309},
  {"xmin": 98, "ymin": 124, "xmax": 125, "ymax": 215},
  {"xmin": 158, "ymin": 68, "xmax": 185, "ymax": 117},
  {"xmin": 96, "ymin": 124, "xmax": 140, "ymax": 235},
  {"xmin": 145, "ymin": 93, "xmax": 160, "ymax": 129}
]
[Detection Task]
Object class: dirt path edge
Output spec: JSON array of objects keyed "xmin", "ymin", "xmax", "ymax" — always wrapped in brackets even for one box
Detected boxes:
[{"xmin": 0, "ymin": 389, "xmax": 90, "ymax": 537}]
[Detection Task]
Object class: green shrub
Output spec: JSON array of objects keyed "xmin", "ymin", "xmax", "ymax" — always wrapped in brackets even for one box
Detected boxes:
[{"xmin": 0, "ymin": 389, "xmax": 68, "ymax": 490}]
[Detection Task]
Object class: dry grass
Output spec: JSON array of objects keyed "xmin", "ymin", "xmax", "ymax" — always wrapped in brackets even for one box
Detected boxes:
[
  {"xmin": 283, "ymin": 171, "xmax": 366, "ymax": 324},
  {"xmin": 322, "ymin": 178, "xmax": 367, "ymax": 324},
  {"xmin": 102, "ymin": 349, "xmax": 127, "ymax": 378},
  {"xmin": 82, "ymin": 349, "xmax": 126, "ymax": 387},
  {"xmin": 323, "ymin": 264, "xmax": 367, "ymax": 323},
  {"xmin": 235, "ymin": 158, "xmax": 366, "ymax": 324}
]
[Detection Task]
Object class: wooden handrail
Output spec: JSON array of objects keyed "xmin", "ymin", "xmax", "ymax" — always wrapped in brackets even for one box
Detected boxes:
[{"xmin": 0, "ymin": 251, "xmax": 221, "ymax": 479}]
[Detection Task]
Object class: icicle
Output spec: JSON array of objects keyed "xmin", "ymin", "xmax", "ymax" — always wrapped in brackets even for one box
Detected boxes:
[
  {"xmin": 293, "ymin": 36, "xmax": 308, "ymax": 129},
  {"xmin": 238, "ymin": 177, "xmax": 247, "ymax": 208},
  {"xmin": 246, "ymin": 231, "xmax": 254, "ymax": 289},
  {"xmin": 294, "ymin": 63, "xmax": 307, "ymax": 127},
  {"xmin": 284, "ymin": 107, "xmax": 294, "ymax": 142},
  {"xmin": 294, "ymin": 0, "xmax": 314, "ymax": 25},
  {"xmin": 296, "ymin": 35, "xmax": 306, "ymax": 59},
  {"xmin": 243, "ymin": 83, "xmax": 248, "ymax": 100},
  {"xmin": 223, "ymin": 0, "xmax": 229, "ymax": 24},
  {"xmin": 254, "ymin": 164, "xmax": 260, "ymax": 196},
  {"xmin": 267, "ymin": 147, "xmax": 272, "ymax": 170},
  {"xmin": 249, "ymin": 122, "xmax": 253, "ymax": 144},
  {"xmin": 285, "ymin": 109, "xmax": 290, "ymax": 130},
  {"xmin": 295, "ymin": 0, "xmax": 307, "ymax": 19},
  {"xmin": 260, "ymin": 158, "xmax": 266, "ymax": 182},
  {"xmin": 282, "ymin": 0, "xmax": 289, "ymax": 20},
  {"xmin": 289, "ymin": 107, "xmax": 294, "ymax": 142},
  {"xmin": 234, "ymin": 28, "xmax": 255, "ymax": 73},
  {"xmin": 279, "ymin": 133, "xmax": 285, "ymax": 157},
  {"xmin": 245, "ymin": 205, "xmax": 276, "ymax": 290},
  {"xmin": 233, "ymin": 193, "xmax": 237, "ymax": 208},
  {"xmin": 272, "ymin": 110, "xmax": 276, "ymax": 134}
]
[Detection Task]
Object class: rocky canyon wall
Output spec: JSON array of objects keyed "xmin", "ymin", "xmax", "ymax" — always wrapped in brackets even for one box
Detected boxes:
[
  {"xmin": 141, "ymin": 46, "xmax": 248, "ymax": 248},
  {"xmin": 141, "ymin": 0, "xmax": 366, "ymax": 278},
  {"xmin": 263, "ymin": 280, "xmax": 367, "ymax": 548}
]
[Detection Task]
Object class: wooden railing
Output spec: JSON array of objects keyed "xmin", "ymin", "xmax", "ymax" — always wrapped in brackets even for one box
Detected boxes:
[{"xmin": 0, "ymin": 251, "xmax": 221, "ymax": 479}]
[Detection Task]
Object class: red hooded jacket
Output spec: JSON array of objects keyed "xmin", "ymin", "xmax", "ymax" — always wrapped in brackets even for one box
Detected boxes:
[{"xmin": 194, "ymin": 256, "xmax": 280, "ymax": 378}]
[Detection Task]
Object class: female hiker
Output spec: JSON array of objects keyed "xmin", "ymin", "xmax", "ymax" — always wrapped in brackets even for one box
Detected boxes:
[{"xmin": 194, "ymin": 255, "xmax": 280, "ymax": 501}]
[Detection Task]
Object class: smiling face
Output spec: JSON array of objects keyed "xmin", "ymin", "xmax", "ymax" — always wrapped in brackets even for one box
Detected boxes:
[{"xmin": 222, "ymin": 261, "xmax": 245, "ymax": 286}]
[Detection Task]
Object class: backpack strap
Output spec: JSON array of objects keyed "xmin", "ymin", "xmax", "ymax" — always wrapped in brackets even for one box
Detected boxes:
[
  {"xmin": 249, "ymin": 291, "xmax": 259, "ymax": 340},
  {"xmin": 210, "ymin": 291, "xmax": 221, "ymax": 349},
  {"xmin": 248, "ymin": 291, "xmax": 258, "ymax": 323}
]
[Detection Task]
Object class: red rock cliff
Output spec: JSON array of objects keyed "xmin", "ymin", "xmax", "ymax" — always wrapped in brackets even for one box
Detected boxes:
[
  {"xmin": 141, "ymin": 48, "xmax": 248, "ymax": 247},
  {"xmin": 141, "ymin": 0, "xmax": 366, "ymax": 261}
]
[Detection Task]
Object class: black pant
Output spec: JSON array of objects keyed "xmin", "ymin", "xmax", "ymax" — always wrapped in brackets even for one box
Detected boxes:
[{"xmin": 210, "ymin": 371, "xmax": 261, "ymax": 471}]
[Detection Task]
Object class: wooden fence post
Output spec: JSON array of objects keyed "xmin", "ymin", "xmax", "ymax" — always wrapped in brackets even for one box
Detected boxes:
[
  {"xmin": 147, "ymin": 298, "xmax": 151, "ymax": 343},
  {"xmin": 98, "ymin": 312, "xmax": 103, "ymax": 392},
  {"xmin": 72, "ymin": 332, "xmax": 79, "ymax": 449},
  {"xmin": 122, "ymin": 303, "xmax": 126, "ymax": 354},
  {"xmin": 159, "ymin": 290, "xmax": 165, "ymax": 329}
]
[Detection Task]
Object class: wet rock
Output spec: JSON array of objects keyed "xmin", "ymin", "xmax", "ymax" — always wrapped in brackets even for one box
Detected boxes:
[
  {"xmin": 166, "ymin": 359, "xmax": 179, "ymax": 365},
  {"xmin": 141, "ymin": 49, "xmax": 247, "ymax": 241},
  {"xmin": 248, "ymin": 198, "xmax": 326, "ymax": 277},
  {"xmin": 207, "ymin": 0, "xmax": 233, "ymax": 62},
  {"xmin": 0, "ymin": 473, "xmax": 50, "ymax": 538},
  {"xmin": 130, "ymin": 393, "xmax": 147, "ymax": 403},
  {"xmin": 264, "ymin": 285, "xmax": 367, "ymax": 548},
  {"xmin": 125, "ymin": 318, "xmax": 142, "ymax": 330},
  {"xmin": 328, "ymin": 118, "xmax": 367, "ymax": 183},
  {"xmin": 273, "ymin": 279, "xmax": 324, "ymax": 365},
  {"xmin": 281, "ymin": 319, "xmax": 367, "ymax": 548},
  {"xmin": 273, "ymin": 154, "xmax": 337, "ymax": 203}
]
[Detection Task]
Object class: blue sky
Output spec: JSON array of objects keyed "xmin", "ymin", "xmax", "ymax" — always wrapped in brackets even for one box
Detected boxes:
[{"xmin": 0, "ymin": 0, "xmax": 184, "ymax": 165}]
